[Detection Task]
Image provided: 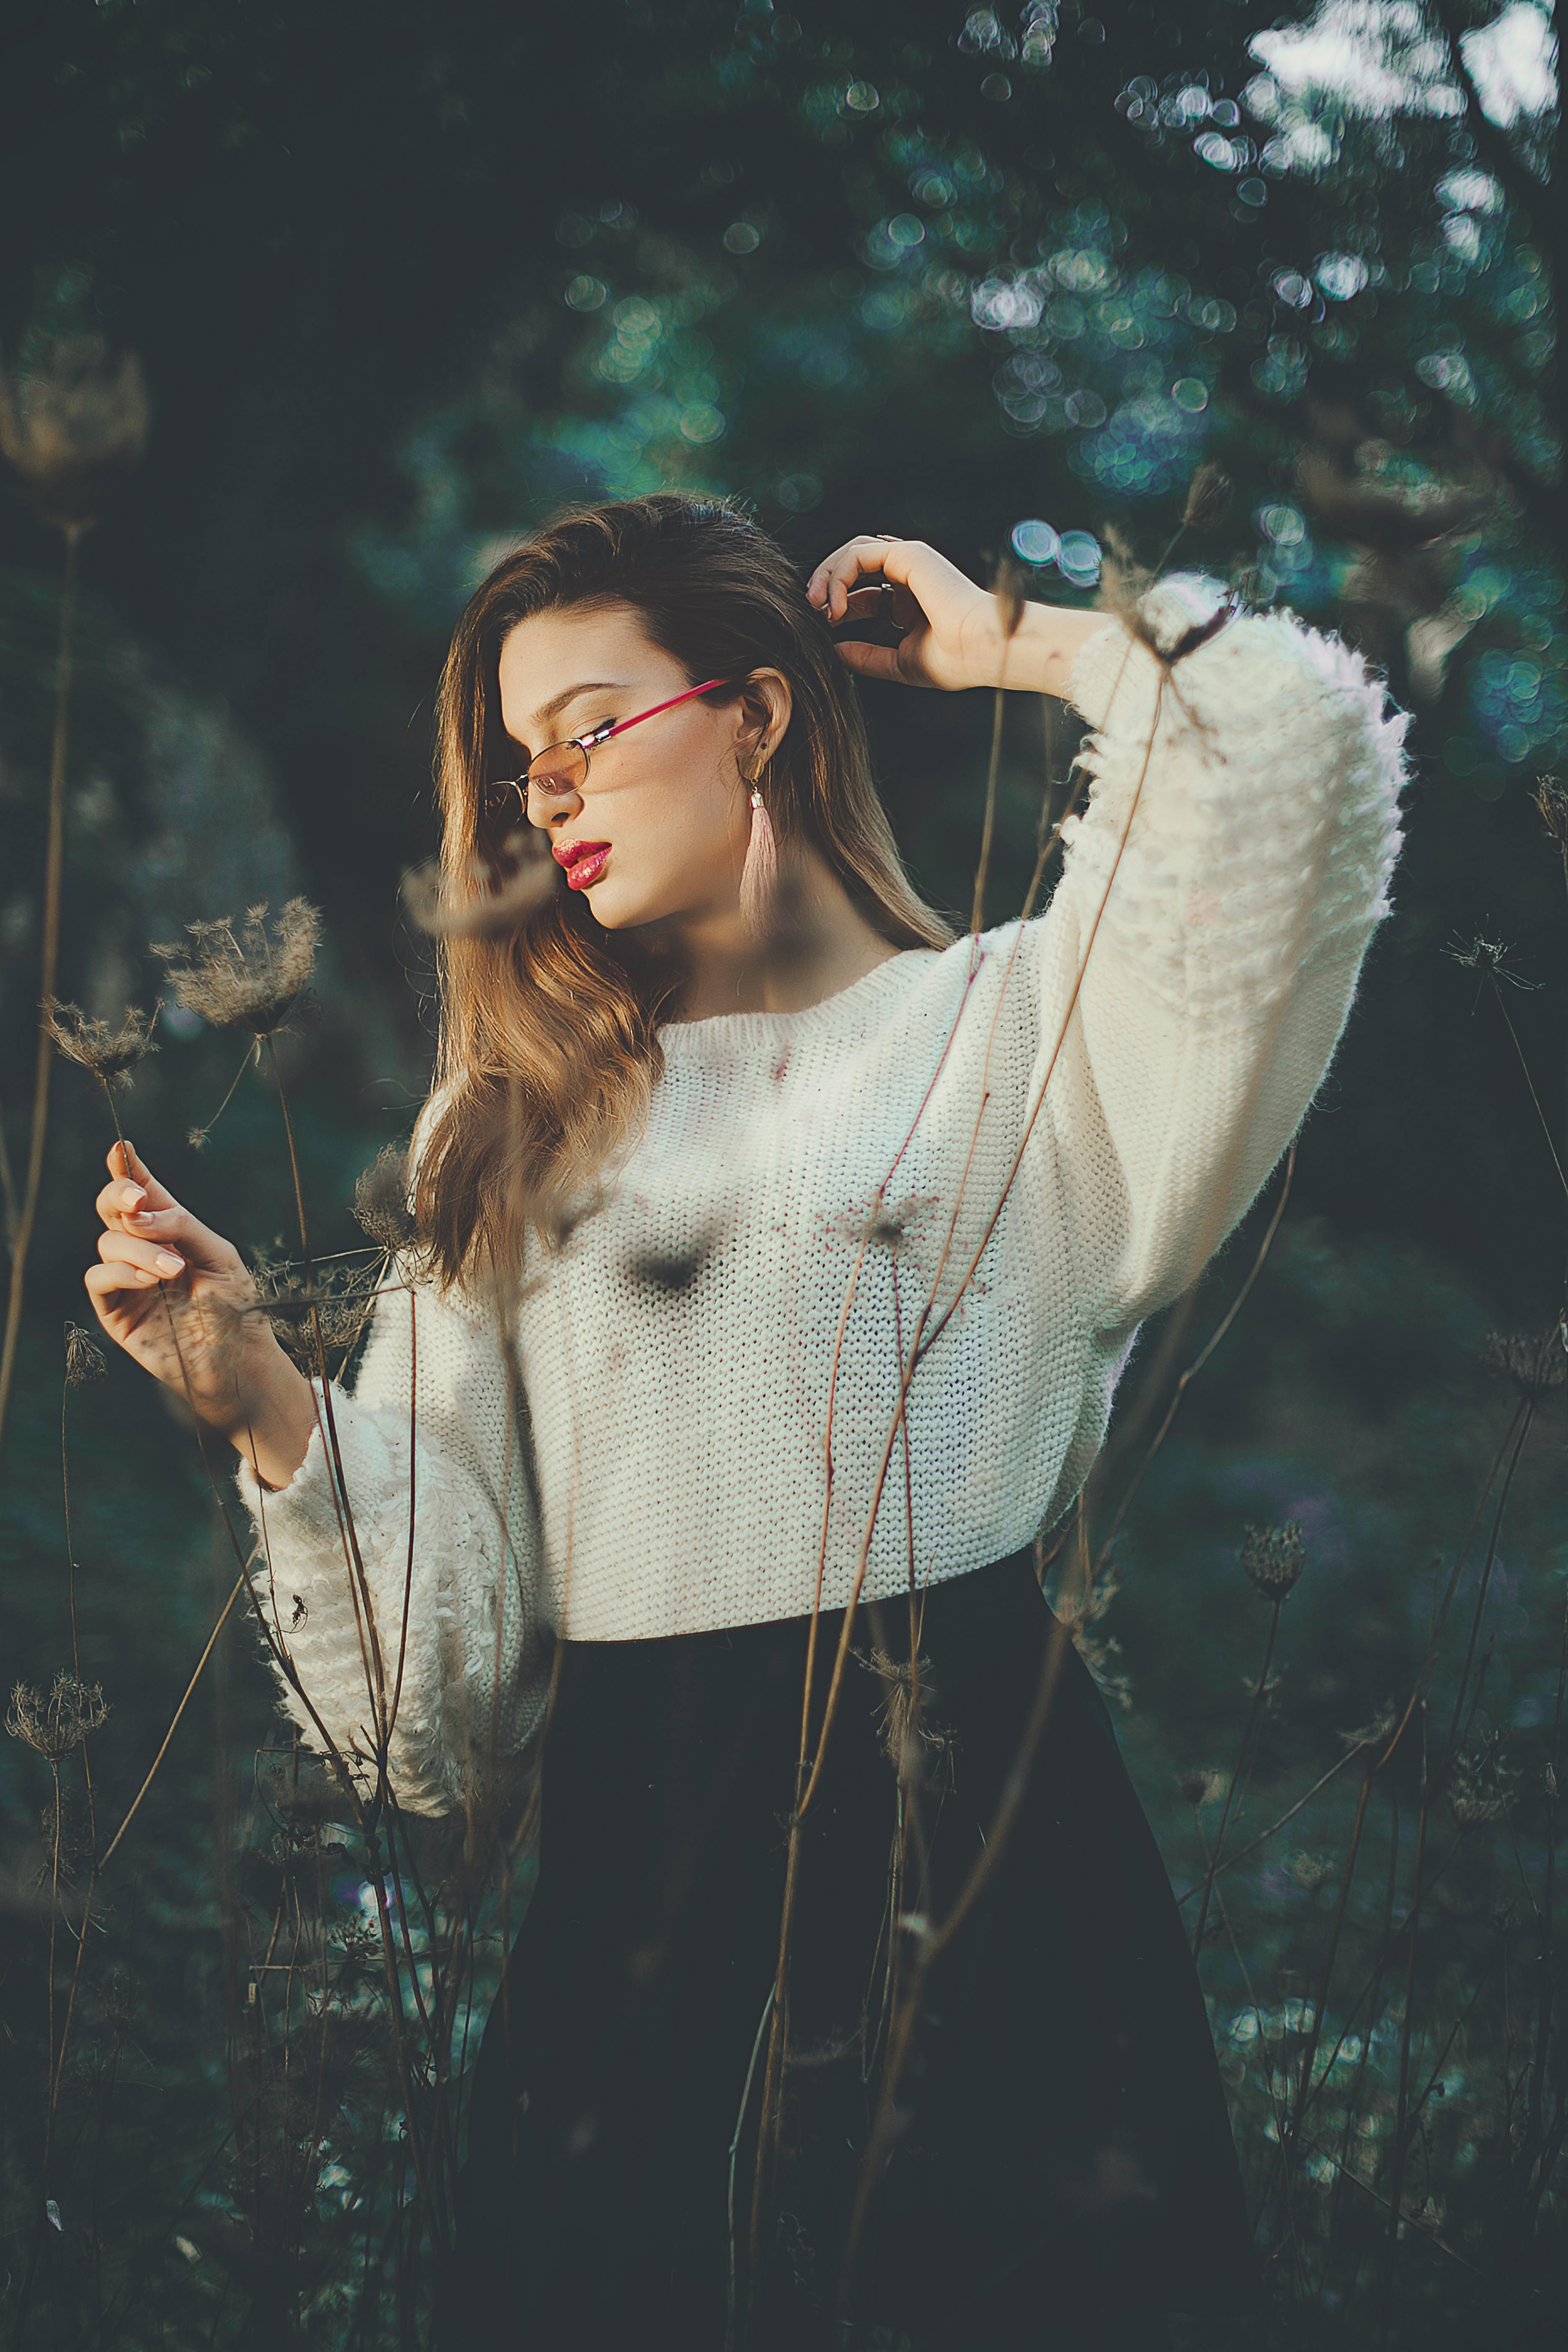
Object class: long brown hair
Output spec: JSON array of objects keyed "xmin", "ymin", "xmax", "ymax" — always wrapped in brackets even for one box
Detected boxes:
[{"xmin": 414, "ymin": 492, "xmax": 953, "ymax": 1286}]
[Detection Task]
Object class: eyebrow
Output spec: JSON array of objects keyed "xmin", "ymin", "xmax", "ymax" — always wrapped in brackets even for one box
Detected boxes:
[{"xmin": 526, "ymin": 679, "xmax": 627, "ymax": 741}]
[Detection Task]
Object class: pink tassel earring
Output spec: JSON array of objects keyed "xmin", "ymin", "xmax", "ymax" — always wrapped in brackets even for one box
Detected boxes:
[{"xmin": 739, "ymin": 766, "xmax": 778, "ymax": 940}]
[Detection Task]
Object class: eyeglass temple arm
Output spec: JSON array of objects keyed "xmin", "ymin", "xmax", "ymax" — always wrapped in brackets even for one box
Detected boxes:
[{"xmin": 599, "ymin": 675, "xmax": 736, "ymax": 743}]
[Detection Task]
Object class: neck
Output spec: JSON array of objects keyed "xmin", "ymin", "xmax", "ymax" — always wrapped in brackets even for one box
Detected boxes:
[{"xmin": 666, "ymin": 843, "xmax": 900, "ymax": 1021}]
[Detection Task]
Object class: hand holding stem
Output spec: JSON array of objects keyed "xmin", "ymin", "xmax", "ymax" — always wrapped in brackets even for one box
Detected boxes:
[{"xmin": 84, "ymin": 1138, "xmax": 316, "ymax": 1488}]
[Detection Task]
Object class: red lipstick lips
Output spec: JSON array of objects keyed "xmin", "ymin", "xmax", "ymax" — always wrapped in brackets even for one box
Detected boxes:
[{"xmin": 554, "ymin": 839, "xmax": 611, "ymax": 890}]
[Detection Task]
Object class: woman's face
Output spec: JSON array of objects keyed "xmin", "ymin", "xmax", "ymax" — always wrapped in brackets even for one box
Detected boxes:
[{"xmin": 496, "ymin": 603, "xmax": 788, "ymax": 934}]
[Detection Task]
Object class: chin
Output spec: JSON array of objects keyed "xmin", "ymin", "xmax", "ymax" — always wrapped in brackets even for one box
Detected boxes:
[{"xmin": 575, "ymin": 882, "xmax": 646, "ymax": 931}]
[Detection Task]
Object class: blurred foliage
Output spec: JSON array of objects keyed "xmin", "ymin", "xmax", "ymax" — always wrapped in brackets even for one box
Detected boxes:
[{"xmin": 0, "ymin": 0, "xmax": 1564, "ymax": 2345}]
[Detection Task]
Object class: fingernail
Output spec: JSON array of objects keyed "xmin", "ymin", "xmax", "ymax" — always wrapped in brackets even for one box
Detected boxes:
[
  {"xmin": 123, "ymin": 1186, "xmax": 146, "ymax": 1206},
  {"xmin": 155, "ymin": 1252, "xmax": 185, "ymax": 1275},
  {"xmin": 128, "ymin": 1210, "xmax": 156, "ymax": 1228}
]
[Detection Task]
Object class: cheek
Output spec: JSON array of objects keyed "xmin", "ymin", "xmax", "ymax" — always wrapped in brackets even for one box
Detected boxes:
[{"xmin": 644, "ymin": 761, "xmax": 743, "ymax": 871}]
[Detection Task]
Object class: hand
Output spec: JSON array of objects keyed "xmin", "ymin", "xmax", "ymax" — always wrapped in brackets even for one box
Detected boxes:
[
  {"xmin": 807, "ymin": 535, "xmax": 1021, "ymax": 693},
  {"xmin": 86, "ymin": 1140, "xmax": 316, "ymax": 1483},
  {"xmin": 807, "ymin": 534, "xmax": 1107, "ymax": 699}
]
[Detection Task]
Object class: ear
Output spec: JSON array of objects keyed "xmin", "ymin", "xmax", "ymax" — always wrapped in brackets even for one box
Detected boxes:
[{"xmin": 736, "ymin": 668, "xmax": 793, "ymax": 766}]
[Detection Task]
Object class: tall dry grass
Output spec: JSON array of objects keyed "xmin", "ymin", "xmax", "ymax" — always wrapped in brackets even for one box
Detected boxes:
[{"xmin": 2, "ymin": 500, "xmax": 1565, "ymax": 2352}]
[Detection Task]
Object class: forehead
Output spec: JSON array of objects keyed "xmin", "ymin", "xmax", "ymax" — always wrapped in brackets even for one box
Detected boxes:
[{"xmin": 495, "ymin": 603, "xmax": 677, "ymax": 739}]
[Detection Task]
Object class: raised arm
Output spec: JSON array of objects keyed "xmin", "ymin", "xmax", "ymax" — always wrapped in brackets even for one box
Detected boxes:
[
  {"xmin": 1033, "ymin": 580, "xmax": 1406, "ymax": 1331},
  {"xmin": 808, "ymin": 533, "xmax": 1405, "ymax": 1334}
]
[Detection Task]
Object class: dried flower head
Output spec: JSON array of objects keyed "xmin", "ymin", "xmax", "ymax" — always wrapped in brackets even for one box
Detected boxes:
[
  {"xmin": 1479, "ymin": 1326, "xmax": 1568, "ymax": 1398},
  {"xmin": 400, "ymin": 839, "xmax": 557, "ymax": 939},
  {"xmin": 152, "ymin": 899, "xmax": 320, "ymax": 1036},
  {"xmin": 64, "ymin": 1323, "xmax": 107, "ymax": 1388},
  {"xmin": 991, "ymin": 552, "xmax": 1028, "ymax": 643},
  {"xmin": 45, "ymin": 1000, "xmax": 158, "ymax": 1089},
  {"xmin": 1179, "ymin": 1767, "xmax": 1225, "ymax": 1809},
  {"xmin": 1239, "ymin": 1522, "xmax": 1306, "ymax": 1602},
  {"xmin": 1447, "ymin": 1737, "xmax": 1516, "ymax": 1829},
  {"xmin": 1284, "ymin": 1850, "xmax": 1337, "ymax": 1895},
  {"xmin": 6, "ymin": 1671, "xmax": 110, "ymax": 1761},
  {"xmin": 1533, "ymin": 774, "xmax": 1568, "ymax": 845},
  {"xmin": 0, "ymin": 338, "xmax": 150, "ymax": 529},
  {"xmin": 1445, "ymin": 933, "xmax": 1540, "ymax": 991},
  {"xmin": 1336, "ymin": 1705, "xmax": 1398, "ymax": 1754},
  {"xmin": 353, "ymin": 1143, "xmax": 421, "ymax": 1259},
  {"xmin": 250, "ymin": 1251, "xmax": 376, "ymax": 1373},
  {"xmin": 857, "ymin": 1646, "xmax": 955, "ymax": 1787},
  {"xmin": 1182, "ymin": 462, "xmax": 1233, "ymax": 531}
]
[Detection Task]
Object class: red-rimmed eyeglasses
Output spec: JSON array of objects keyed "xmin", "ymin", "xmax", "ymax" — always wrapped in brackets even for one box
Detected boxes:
[{"xmin": 485, "ymin": 675, "xmax": 737, "ymax": 826}]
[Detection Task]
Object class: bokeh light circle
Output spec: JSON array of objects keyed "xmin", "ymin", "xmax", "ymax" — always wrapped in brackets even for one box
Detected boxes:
[{"xmin": 1011, "ymin": 519, "xmax": 1061, "ymax": 566}]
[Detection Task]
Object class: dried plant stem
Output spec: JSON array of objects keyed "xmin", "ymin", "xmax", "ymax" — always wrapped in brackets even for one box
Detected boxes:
[
  {"xmin": 755, "ymin": 655, "xmax": 1176, "ymax": 2280},
  {"xmin": 1522, "ymin": 1542, "xmax": 1568, "ymax": 2210},
  {"xmin": 1485, "ymin": 973, "xmax": 1568, "ymax": 1212},
  {"xmin": 970, "ymin": 600, "xmax": 1025, "ymax": 934},
  {"xmin": 970, "ymin": 686, "xmax": 1006, "ymax": 933},
  {"xmin": 0, "ymin": 1098, "xmax": 18, "ymax": 1248},
  {"xmin": 831, "ymin": 1607, "xmax": 1078, "ymax": 2328},
  {"xmin": 1328, "ymin": 1782, "xmax": 1402, "ymax": 2257},
  {"xmin": 1084, "ymin": 1143, "xmax": 1297, "ymax": 1590},
  {"xmin": 1175, "ymin": 1735, "xmax": 1377, "ymax": 1906},
  {"xmin": 0, "ymin": 523, "xmax": 82, "ymax": 1460},
  {"xmin": 263, "ymin": 1035, "xmax": 390, "ymax": 1745},
  {"xmin": 1284, "ymin": 1759, "xmax": 1379, "ymax": 2165},
  {"xmin": 193, "ymin": 1038, "xmax": 258, "ymax": 1142},
  {"xmin": 1438, "ymin": 1400, "xmax": 1536, "ymax": 1779},
  {"xmin": 98, "ymin": 1576, "xmax": 248, "ymax": 1868},
  {"xmin": 1379, "ymin": 1703, "xmax": 1431, "ymax": 2351},
  {"xmin": 1191, "ymin": 1597, "xmax": 1286, "ymax": 1961}
]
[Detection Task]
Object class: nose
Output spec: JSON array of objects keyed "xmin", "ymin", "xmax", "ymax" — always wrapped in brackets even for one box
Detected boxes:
[{"xmin": 526, "ymin": 778, "xmax": 583, "ymax": 830}]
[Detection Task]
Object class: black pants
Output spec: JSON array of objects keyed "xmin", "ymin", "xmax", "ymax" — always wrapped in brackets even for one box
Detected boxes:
[{"xmin": 441, "ymin": 1552, "xmax": 1256, "ymax": 2349}]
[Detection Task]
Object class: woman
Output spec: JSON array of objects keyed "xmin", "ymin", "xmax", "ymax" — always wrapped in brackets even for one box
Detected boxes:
[{"xmin": 84, "ymin": 494, "xmax": 1405, "ymax": 2349}]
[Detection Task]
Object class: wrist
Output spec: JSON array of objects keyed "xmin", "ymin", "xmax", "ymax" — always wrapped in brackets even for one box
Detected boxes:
[
  {"xmin": 998, "ymin": 602, "xmax": 1113, "ymax": 701},
  {"xmin": 221, "ymin": 1348, "xmax": 319, "ymax": 1491}
]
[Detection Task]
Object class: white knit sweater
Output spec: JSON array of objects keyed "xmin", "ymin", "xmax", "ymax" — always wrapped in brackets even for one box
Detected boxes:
[{"xmin": 238, "ymin": 588, "xmax": 1406, "ymax": 1812}]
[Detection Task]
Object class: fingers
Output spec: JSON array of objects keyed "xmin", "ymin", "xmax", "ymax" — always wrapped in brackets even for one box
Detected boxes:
[
  {"xmin": 84, "ymin": 1258, "xmax": 165, "ymax": 1307},
  {"xmin": 831, "ymin": 638, "xmax": 918, "ymax": 686},
  {"xmin": 101, "ymin": 1140, "xmax": 180, "ymax": 1219},
  {"xmin": 95, "ymin": 1159, "xmax": 244, "ymax": 1287},
  {"xmin": 807, "ymin": 536, "xmax": 920, "ymax": 624},
  {"xmin": 97, "ymin": 1229, "xmax": 188, "ymax": 1283}
]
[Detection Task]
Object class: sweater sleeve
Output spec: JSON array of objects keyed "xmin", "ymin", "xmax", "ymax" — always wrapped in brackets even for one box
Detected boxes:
[
  {"xmin": 1031, "ymin": 578, "xmax": 1406, "ymax": 1333},
  {"xmin": 234, "ymin": 1254, "xmax": 549, "ymax": 1818}
]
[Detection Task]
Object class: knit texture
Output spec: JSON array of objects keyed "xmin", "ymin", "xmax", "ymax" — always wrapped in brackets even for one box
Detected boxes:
[{"xmin": 237, "ymin": 589, "xmax": 1407, "ymax": 1812}]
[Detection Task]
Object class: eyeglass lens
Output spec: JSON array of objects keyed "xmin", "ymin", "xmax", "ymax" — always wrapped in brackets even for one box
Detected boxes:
[{"xmin": 528, "ymin": 742, "xmax": 590, "ymax": 795}]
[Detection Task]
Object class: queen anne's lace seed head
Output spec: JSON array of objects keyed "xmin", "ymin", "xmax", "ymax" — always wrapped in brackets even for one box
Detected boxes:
[
  {"xmin": 45, "ymin": 1002, "xmax": 158, "ymax": 1088},
  {"xmin": 152, "ymin": 899, "xmax": 320, "ymax": 1037},
  {"xmin": 353, "ymin": 1144, "xmax": 423, "ymax": 1259},
  {"xmin": 6, "ymin": 1672, "xmax": 110, "ymax": 1761},
  {"xmin": 0, "ymin": 338, "xmax": 149, "ymax": 529},
  {"xmin": 1532, "ymin": 773, "xmax": 1568, "ymax": 846},
  {"xmin": 400, "ymin": 841, "xmax": 556, "ymax": 938},
  {"xmin": 1183, "ymin": 462, "xmax": 1233, "ymax": 531},
  {"xmin": 1478, "ymin": 1327, "xmax": 1568, "ymax": 1398},
  {"xmin": 1239, "ymin": 1522, "xmax": 1306, "ymax": 1602},
  {"xmin": 64, "ymin": 1323, "xmax": 107, "ymax": 1388}
]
